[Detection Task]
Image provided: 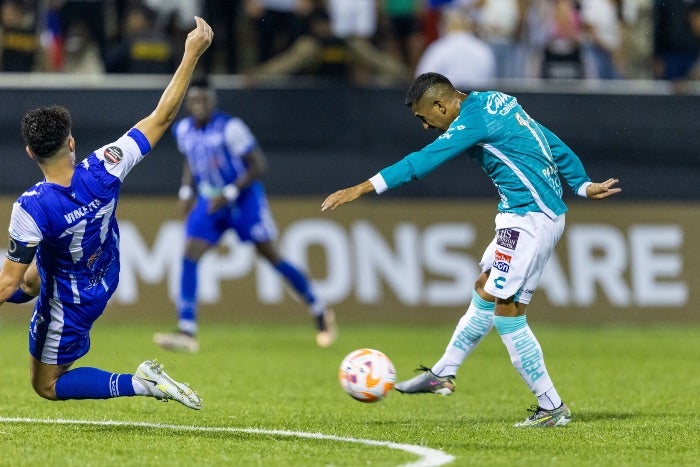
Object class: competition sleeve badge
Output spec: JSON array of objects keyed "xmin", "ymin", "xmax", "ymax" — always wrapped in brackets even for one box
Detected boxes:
[{"xmin": 103, "ymin": 146, "xmax": 123, "ymax": 164}]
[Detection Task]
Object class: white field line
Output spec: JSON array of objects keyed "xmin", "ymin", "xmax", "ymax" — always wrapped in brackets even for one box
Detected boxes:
[{"xmin": 0, "ymin": 417, "xmax": 455, "ymax": 467}]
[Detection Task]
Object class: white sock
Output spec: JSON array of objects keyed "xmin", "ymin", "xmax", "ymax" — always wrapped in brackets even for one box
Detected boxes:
[
  {"xmin": 131, "ymin": 376, "xmax": 149, "ymax": 396},
  {"xmin": 178, "ymin": 319, "xmax": 197, "ymax": 336},
  {"xmin": 494, "ymin": 316, "xmax": 561, "ymax": 410},
  {"xmin": 537, "ymin": 386, "xmax": 563, "ymax": 411},
  {"xmin": 431, "ymin": 291, "xmax": 494, "ymax": 377}
]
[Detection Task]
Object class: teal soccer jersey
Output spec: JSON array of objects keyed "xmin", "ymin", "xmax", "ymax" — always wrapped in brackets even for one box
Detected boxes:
[{"xmin": 375, "ymin": 91, "xmax": 591, "ymax": 218}]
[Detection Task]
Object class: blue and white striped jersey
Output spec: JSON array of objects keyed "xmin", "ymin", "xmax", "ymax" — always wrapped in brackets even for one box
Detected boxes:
[
  {"xmin": 172, "ymin": 111, "xmax": 256, "ymax": 196},
  {"xmin": 373, "ymin": 91, "xmax": 591, "ymax": 218},
  {"xmin": 8, "ymin": 128, "xmax": 151, "ymax": 302}
]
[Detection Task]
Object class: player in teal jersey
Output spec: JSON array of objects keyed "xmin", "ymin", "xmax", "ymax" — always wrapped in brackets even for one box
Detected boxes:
[{"xmin": 322, "ymin": 72, "xmax": 621, "ymax": 427}]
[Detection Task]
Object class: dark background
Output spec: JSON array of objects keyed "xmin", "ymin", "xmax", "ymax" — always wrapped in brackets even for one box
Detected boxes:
[{"xmin": 1, "ymin": 82, "xmax": 698, "ymax": 200}]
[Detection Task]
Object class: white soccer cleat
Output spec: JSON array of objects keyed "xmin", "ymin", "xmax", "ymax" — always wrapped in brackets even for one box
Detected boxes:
[
  {"xmin": 153, "ymin": 331, "xmax": 200, "ymax": 353},
  {"xmin": 135, "ymin": 360, "xmax": 203, "ymax": 410}
]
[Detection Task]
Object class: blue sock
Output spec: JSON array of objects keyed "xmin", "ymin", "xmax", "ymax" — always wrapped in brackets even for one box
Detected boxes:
[
  {"xmin": 274, "ymin": 260, "xmax": 317, "ymax": 308},
  {"xmin": 179, "ymin": 258, "xmax": 198, "ymax": 322},
  {"xmin": 55, "ymin": 367, "xmax": 136, "ymax": 399},
  {"xmin": 7, "ymin": 288, "xmax": 35, "ymax": 303}
]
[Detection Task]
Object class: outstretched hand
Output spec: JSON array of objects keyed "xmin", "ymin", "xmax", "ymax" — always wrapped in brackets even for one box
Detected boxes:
[
  {"xmin": 184, "ymin": 16, "xmax": 214, "ymax": 59},
  {"xmin": 586, "ymin": 178, "xmax": 621, "ymax": 200},
  {"xmin": 321, "ymin": 188, "xmax": 355, "ymax": 211},
  {"xmin": 321, "ymin": 181, "xmax": 374, "ymax": 211}
]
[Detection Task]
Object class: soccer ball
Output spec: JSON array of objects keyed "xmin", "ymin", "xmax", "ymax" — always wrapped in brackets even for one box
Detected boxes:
[{"xmin": 338, "ymin": 348, "xmax": 396, "ymax": 403}]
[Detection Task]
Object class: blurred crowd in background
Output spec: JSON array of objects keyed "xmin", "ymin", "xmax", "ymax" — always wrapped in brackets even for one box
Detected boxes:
[{"xmin": 1, "ymin": 0, "xmax": 700, "ymax": 89}]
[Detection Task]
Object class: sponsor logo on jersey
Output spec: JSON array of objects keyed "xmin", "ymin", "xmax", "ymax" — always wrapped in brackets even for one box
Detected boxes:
[
  {"xmin": 493, "ymin": 249, "xmax": 512, "ymax": 273},
  {"xmin": 103, "ymin": 146, "xmax": 123, "ymax": 164},
  {"xmin": 496, "ymin": 228, "xmax": 520, "ymax": 250},
  {"xmin": 485, "ymin": 92, "xmax": 518, "ymax": 116},
  {"xmin": 87, "ymin": 246, "xmax": 103, "ymax": 270}
]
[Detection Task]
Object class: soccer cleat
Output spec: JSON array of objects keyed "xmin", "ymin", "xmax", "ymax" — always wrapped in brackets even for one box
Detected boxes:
[
  {"xmin": 153, "ymin": 331, "xmax": 200, "ymax": 353},
  {"xmin": 315, "ymin": 308, "xmax": 338, "ymax": 348},
  {"xmin": 394, "ymin": 366, "xmax": 456, "ymax": 396},
  {"xmin": 135, "ymin": 360, "xmax": 202, "ymax": 410},
  {"xmin": 513, "ymin": 403, "xmax": 572, "ymax": 428}
]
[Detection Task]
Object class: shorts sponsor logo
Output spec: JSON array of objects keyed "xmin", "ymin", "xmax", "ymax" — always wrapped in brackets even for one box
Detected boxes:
[
  {"xmin": 496, "ymin": 228, "xmax": 519, "ymax": 250},
  {"xmin": 493, "ymin": 276, "xmax": 506, "ymax": 289},
  {"xmin": 493, "ymin": 250, "xmax": 511, "ymax": 273},
  {"xmin": 103, "ymin": 146, "xmax": 123, "ymax": 164}
]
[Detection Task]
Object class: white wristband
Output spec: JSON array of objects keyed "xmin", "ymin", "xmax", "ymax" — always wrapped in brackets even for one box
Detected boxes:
[
  {"xmin": 178, "ymin": 185, "xmax": 194, "ymax": 201},
  {"xmin": 577, "ymin": 182, "xmax": 592, "ymax": 198},
  {"xmin": 222, "ymin": 183, "xmax": 239, "ymax": 201}
]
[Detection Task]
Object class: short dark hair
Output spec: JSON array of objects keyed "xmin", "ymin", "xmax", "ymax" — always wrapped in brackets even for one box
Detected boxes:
[
  {"xmin": 404, "ymin": 73, "xmax": 454, "ymax": 107},
  {"xmin": 21, "ymin": 106, "xmax": 72, "ymax": 158}
]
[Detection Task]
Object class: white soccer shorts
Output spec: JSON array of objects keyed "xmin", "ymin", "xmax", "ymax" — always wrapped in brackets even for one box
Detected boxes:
[{"xmin": 480, "ymin": 212, "xmax": 565, "ymax": 304}]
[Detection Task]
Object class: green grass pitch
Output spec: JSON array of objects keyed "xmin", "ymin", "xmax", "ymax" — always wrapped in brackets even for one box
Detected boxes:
[{"xmin": 0, "ymin": 320, "xmax": 698, "ymax": 466}]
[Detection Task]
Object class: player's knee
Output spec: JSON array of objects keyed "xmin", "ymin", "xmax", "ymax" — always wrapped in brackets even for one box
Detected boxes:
[
  {"xmin": 474, "ymin": 271, "xmax": 494, "ymax": 301},
  {"xmin": 31, "ymin": 378, "xmax": 58, "ymax": 400}
]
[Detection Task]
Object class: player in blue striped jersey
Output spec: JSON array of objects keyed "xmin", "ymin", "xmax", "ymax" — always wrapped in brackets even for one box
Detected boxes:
[
  {"xmin": 153, "ymin": 78, "xmax": 337, "ymax": 353},
  {"xmin": 322, "ymin": 72, "xmax": 621, "ymax": 427},
  {"xmin": 0, "ymin": 17, "xmax": 214, "ymax": 409}
]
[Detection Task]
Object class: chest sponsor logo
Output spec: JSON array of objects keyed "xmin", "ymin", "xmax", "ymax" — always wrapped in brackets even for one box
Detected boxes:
[
  {"xmin": 496, "ymin": 228, "xmax": 519, "ymax": 250},
  {"xmin": 103, "ymin": 146, "xmax": 123, "ymax": 164},
  {"xmin": 485, "ymin": 92, "xmax": 517, "ymax": 116}
]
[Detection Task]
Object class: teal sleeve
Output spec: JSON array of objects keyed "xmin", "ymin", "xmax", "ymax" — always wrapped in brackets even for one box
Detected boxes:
[
  {"xmin": 379, "ymin": 113, "xmax": 486, "ymax": 190},
  {"xmin": 538, "ymin": 122, "xmax": 591, "ymax": 193}
]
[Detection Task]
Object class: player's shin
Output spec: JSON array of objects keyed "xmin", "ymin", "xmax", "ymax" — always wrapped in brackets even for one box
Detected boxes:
[
  {"xmin": 494, "ymin": 315, "xmax": 562, "ymax": 410},
  {"xmin": 54, "ymin": 367, "xmax": 137, "ymax": 399},
  {"xmin": 431, "ymin": 290, "xmax": 495, "ymax": 377}
]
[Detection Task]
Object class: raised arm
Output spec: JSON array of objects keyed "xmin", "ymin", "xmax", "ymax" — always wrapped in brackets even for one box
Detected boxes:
[{"xmin": 134, "ymin": 17, "xmax": 213, "ymax": 148}]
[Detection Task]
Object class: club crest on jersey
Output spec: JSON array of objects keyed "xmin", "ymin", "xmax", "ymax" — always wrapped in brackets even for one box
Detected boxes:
[
  {"xmin": 496, "ymin": 228, "xmax": 519, "ymax": 250},
  {"xmin": 103, "ymin": 146, "xmax": 123, "ymax": 164},
  {"xmin": 493, "ymin": 250, "xmax": 512, "ymax": 273}
]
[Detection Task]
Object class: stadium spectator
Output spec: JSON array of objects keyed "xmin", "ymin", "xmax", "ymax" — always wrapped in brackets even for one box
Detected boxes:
[
  {"xmin": 414, "ymin": 7, "xmax": 495, "ymax": 89},
  {"xmin": 105, "ymin": 4, "xmax": 176, "ymax": 73},
  {"xmin": 56, "ymin": 0, "xmax": 108, "ymax": 65},
  {"xmin": 0, "ymin": 17, "xmax": 213, "ymax": 409},
  {"xmin": 380, "ymin": 0, "xmax": 425, "ymax": 71},
  {"xmin": 0, "ymin": 0, "xmax": 39, "ymax": 71},
  {"xmin": 321, "ymin": 72, "xmax": 620, "ymax": 428},
  {"xmin": 202, "ymin": 0, "xmax": 242, "ymax": 73},
  {"xmin": 325, "ymin": 0, "xmax": 410, "ymax": 83},
  {"xmin": 540, "ymin": 0, "xmax": 586, "ymax": 79},
  {"xmin": 244, "ymin": 0, "xmax": 312, "ymax": 64},
  {"xmin": 476, "ymin": 0, "xmax": 526, "ymax": 79},
  {"xmin": 245, "ymin": 5, "xmax": 410, "ymax": 85},
  {"xmin": 61, "ymin": 18, "xmax": 105, "ymax": 74},
  {"xmin": 153, "ymin": 76, "xmax": 337, "ymax": 353},
  {"xmin": 579, "ymin": 0, "xmax": 623, "ymax": 79},
  {"xmin": 653, "ymin": 0, "xmax": 700, "ymax": 89}
]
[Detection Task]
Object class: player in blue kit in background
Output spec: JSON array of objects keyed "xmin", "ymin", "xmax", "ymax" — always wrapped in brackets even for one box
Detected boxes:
[
  {"xmin": 0, "ymin": 17, "xmax": 213, "ymax": 409},
  {"xmin": 322, "ymin": 72, "xmax": 621, "ymax": 428},
  {"xmin": 153, "ymin": 78, "xmax": 337, "ymax": 353}
]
